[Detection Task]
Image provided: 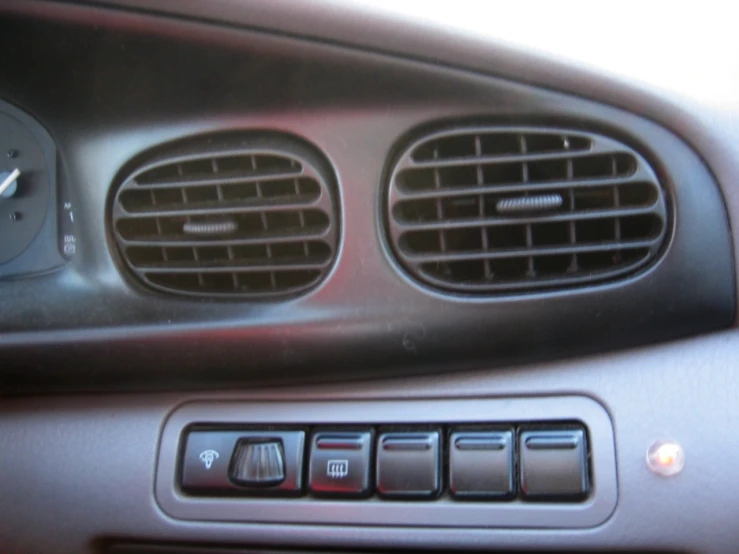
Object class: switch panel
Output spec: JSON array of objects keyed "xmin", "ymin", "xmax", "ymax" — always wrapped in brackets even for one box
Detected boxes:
[
  {"xmin": 519, "ymin": 428, "xmax": 589, "ymax": 499},
  {"xmin": 160, "ymin": 397, "xmax": 616, "ymax": 528},
  {"xmin": 181, "ymin": 426, "xmax": 591, "ymax": 501}
]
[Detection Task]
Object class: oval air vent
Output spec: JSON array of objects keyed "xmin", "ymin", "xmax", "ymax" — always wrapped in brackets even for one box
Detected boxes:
[
  {"xmin": 112, "ymin": 135, "xmax": 338, "ymax": 298},
  {"xmin": 386, "ymin": 126, "xmax": 669, "ymax": 293}
]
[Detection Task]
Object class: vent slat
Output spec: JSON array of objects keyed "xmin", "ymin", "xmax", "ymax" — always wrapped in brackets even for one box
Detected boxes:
[
  {"xmin": 474, "ymin": 135, "xmax": 492, "ymax": 280},
  {"xmin": 119, "ymin": 195, "xmax": 319, "ymax": 217},
  {"xmin": 404, "ymin": 238, "xmax": 659, "ymax": 263},
  {"xmin": 409, "ymin": 148, "xmax": 628, "ymax": 170},
  {"xmin": 394, "ymin": 173, "xmax": 646, "ymax": 199},
  {"xmin": 418, "ymin": 261, "xmax": 649, "ymax": 292},
  {"xmin": 396, "ymin": 205, "xmax": 660, "ymax": 231},
  {"xmin": 387, "ymin": 126, "xmax": 668, "ymax": 293},
  {"xmin": 566, "ymin": 150, "xmax": 578, "ymax": 272},
  {"xmin": 138, "ymin": 260, "xmax": 330, "ymax": 274},
  {"xmin": 118, "ymin": 227, "xmax": 330, "ymax": 248},
  {"xmin": 132, "ymin": 170, "xmax": 305, "ymax": 190},
  {"xmin": 113, "ymin": 137, "xmax": 337, "ymax": 298}
]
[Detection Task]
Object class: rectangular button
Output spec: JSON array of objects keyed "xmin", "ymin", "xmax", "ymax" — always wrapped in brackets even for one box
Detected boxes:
[
  {"xmin": 376, "ymin": 431, "xmax": 440, "ymax": 498},
  {"xmin": 449, "ymin": 430, "xmax": 514, "ymax": 499},
  {"xmin": 181, "ymin": 430, "xmax": 305, "ymax": 495},
  {"xmin": 309, "ymin": 431, "xmax": 373, "ymax": 497},
  {"xmin": 181, "ymin": 431, "xmax": 238, "ymax": 492},
  {"xmin": 520, "ymin": 428, "xmax": 589, "ymax": 499}
]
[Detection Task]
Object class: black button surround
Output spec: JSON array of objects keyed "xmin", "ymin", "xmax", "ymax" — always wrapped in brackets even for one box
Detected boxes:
[
  {"xmin": 376, "ymin": 431, "xmax": 441, "ymax": 498},
  {"xmin": 449, "ymin": 430, "xmax": 514, "ymax": 499},
  {"xmin": 181, "ymin": 424, "xmax": 591, "ymax": 503},
  {"xmin": 519, "ymin": 428, "xmax": 589, "ymax": 499},
  {"xmin": 309, "ymin": 431, "xmax": 373, "ymax": 497}
]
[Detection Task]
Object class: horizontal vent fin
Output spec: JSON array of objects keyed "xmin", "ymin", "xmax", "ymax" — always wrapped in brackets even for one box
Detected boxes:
[
  {"xmin": 112, "ymin": 138, "xmax": 337, "ymax": 298},
  {"xmin": 387, "ymin": 127, "xmax": 669, "ymax": 293}
]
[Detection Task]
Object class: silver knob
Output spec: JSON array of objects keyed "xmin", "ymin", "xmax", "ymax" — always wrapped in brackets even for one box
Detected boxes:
[{"xmin": 0, "ymin": 168, "xmax": 20, "ymax": 198}]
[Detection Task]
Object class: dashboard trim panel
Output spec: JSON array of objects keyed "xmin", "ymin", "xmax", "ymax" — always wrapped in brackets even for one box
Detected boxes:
[
  {"xmin": 0, "ymin": 3, "xmax": 732, "ymax": 393},
  {"xmin": 156, "ymin": 396, "xmax": 617, "ymax": 528}
]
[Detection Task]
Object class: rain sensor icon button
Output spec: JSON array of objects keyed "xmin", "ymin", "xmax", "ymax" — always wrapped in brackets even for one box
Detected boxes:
[{"xmin": 199, "ymin": 449, "xmax": 219, "ymax": 470}]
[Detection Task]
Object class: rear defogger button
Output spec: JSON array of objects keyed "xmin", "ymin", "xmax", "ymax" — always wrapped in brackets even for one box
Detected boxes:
[{"xmin": 309, "ymin": 431, "xmax": 373, "ymax": 497}]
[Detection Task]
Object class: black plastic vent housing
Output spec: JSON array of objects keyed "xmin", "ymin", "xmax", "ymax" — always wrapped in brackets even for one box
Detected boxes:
[
  {"xmin": 112, "ymin": 135, "xmax": 339, "ymax": 298},
  {"xmin": 386, "ymin": 126, "xmax": 669, "ymax": 293}
]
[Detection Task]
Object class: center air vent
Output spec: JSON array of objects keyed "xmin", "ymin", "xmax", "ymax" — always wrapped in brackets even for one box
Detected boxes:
[
  {"xmin": 112, "ymin": 135, "xmax": 338, "ymax": 298},
  {"xmin": 386, "ymin": 126, "xmax": 669, "ymax": 293}
]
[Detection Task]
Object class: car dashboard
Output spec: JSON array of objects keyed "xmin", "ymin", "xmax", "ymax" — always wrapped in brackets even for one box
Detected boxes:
[{"xmin": 1, "ymin": 1, "xmax": 739, "ymax": 553}]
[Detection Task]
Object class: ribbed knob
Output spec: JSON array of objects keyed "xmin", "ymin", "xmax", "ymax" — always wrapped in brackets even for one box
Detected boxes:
[
  {"xmin": 496, "ymin": 194, "xmax": 563, "ymax": 213},
  {"xmin": 182, "ymin": 219, "xmax": 238, "ymax": 236},
  {"xmin": 230, "ymin": 440, "xmax": 285, "ymax": 486}
]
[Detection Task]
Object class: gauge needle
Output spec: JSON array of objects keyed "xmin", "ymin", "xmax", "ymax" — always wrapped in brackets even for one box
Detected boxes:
[{"xmin": 0, "ymin": 168, "xmax": 20, "ymax": 197}]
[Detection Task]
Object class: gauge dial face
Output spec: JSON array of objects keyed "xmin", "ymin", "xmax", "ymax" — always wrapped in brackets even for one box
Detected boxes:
[{"xmin": 0, "ymin": 112, "xmax": 51, "ymax": 265}]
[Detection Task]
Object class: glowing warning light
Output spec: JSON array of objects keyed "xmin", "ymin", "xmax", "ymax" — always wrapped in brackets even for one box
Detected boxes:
[
  {"xmin": 657, "ymin": 448, "xmax": 676, "ymax": 466},
  {"xmin": 646, "ymin": 440, "xmax": 684, "ymax": 477}
]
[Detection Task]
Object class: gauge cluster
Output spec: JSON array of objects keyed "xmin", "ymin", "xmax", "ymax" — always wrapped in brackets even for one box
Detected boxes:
[{"xmin": 0, "ymin": 99, "xmax": 66, "ymax": 279}]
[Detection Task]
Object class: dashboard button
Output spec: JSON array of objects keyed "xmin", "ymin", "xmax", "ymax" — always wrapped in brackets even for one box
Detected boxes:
[
  {"xmin": 309, "ymin": 431, "xmax": 373, "ymax": 497},
  {"xmin": 520, "ymin": 428, "xmax": 589, "ymax": 499},
  {"xmin": 376, "ymin": 431, "xmax": 440, "ymax": 498},
  {"xmin": 181, "ymin": 430, "xmax": 305, "ymax": 495},
  {"xmin": 449, "ymin": 430, "xmax": 514, "ymax": 499},
  {"xmin": 181, "ymin": 431, "xmax": 240, "ymax": 492}
]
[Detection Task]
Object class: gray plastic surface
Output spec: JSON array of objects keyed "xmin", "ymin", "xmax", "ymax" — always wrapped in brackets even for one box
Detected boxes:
[{"xmin": 157, "ymin": 397, "xmax": 615, "ymax": 528}]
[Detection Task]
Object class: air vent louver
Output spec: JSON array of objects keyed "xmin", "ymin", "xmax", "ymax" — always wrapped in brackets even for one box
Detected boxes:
[
  {"xmin": 112, "ymin": 136, "xmax": 338, "ymax": 298},
  {"xmin": 386, "ymin": 127, "xmax": 668, "ymax": 293}
]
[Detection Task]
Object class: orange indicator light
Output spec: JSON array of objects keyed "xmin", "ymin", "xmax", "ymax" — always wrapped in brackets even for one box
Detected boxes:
[{"xmin": 647, "ymin": 440, "xmax": 684, "ymax": 476}]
